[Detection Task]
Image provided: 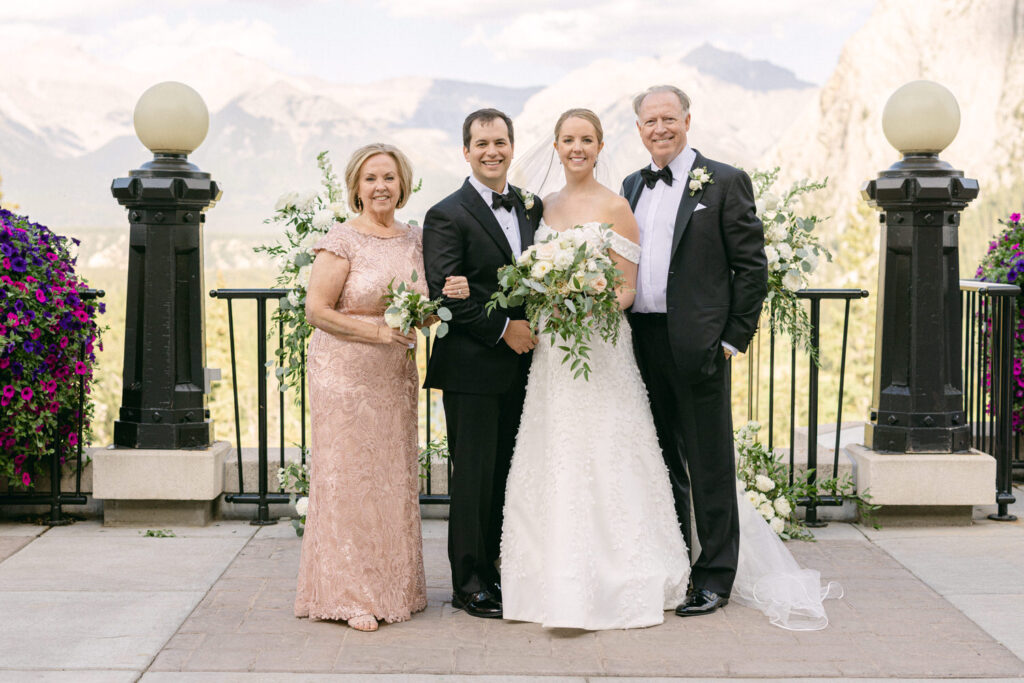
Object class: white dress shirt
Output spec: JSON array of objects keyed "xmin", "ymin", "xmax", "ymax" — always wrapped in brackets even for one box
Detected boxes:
[
  {"xmin": 468, "ymin": 174, "xmax": 521, "ymax": 343},
  {"xmin": 633, "ymin": 146, "xmax": 695, "ymax": 313},
  {"xmin": 468, "ymin": 175, "xmax": 522, "ymax": 257},
  {"xmin": 632, "ymin": 147, "xmax": 738, "ymax": 356}
]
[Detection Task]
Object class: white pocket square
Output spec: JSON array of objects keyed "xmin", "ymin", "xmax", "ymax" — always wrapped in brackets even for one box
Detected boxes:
[{"xmin": 695, "ymin": 203, "xmax": 707, "ymax": 212}]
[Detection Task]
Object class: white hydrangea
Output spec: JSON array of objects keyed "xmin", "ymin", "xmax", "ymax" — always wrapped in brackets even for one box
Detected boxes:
[
  {"xmin": 294, "ymin": 496, "xmax": 308, "ymax": 517},
  {"xmin": 762, "ymin": 191, "xmax": 781, "ymax": 211},
  {"xmin": 755, "ymin": 474, "xmax": 776, "ymax": 492},
  {"xmin": 328, "ymin": 201, "xmax": 348, "ymax": 218},
  {"xmin": 777, "ymin": 243, "xmax": 794, "ymax": 260},
  {"xmin": 767, "ymin": 224, "xmax": 788, "ymax": 243},
  {"xmin": 769, "ymin": 516, "xmax": 785, "ymax": 535},
  {"xmin": 384, "ymin": 308, "xmax": 405, "ymax": 329},
  {"xmin": 296, "ymin": 264, "xmax": 313, "ymax": 288},
  {"xmin": 287, "ymin": 289, "xmax": 301, "ymax": 308},
  {"xmin": 312, "ymin": 209, "xmax": 336, "ymax": 231}
]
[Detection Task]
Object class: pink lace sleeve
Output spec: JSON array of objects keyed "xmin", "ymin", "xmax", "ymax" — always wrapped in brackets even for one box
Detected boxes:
[{"xmin": 314, "ymin": 226, "xmax": 349, "ymax": 260}]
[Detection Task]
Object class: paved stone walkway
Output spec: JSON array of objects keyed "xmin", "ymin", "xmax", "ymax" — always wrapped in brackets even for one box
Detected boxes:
[{"xmin": 1, "ymin": 489, "xmax": 1022, "ymax": 682}]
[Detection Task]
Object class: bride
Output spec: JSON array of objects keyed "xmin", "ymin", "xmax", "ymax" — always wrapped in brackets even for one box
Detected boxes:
[{"xmin": 499, "ymin": 108, "xmax": 840, "ymax": 631}]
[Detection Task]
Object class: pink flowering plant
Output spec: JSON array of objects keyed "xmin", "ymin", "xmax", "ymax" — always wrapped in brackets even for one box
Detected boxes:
[
  {"xmin": 0, "ymin": 209, "xmax": 104, "ymax": 489},
  {"xmin": 975, "ymin": 212, "xmax": 1024, "ymax": 432}
]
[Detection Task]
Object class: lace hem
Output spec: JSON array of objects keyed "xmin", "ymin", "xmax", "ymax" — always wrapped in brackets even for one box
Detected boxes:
[{"xmin": 295, "ymin": 598, "xmax": 426, "ymax": 625}]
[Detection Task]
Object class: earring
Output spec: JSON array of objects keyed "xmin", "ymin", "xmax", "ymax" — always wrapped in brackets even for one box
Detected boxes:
[{"xmin": 355, "ymin": 197, "xmax": 363, "ymax": 211}]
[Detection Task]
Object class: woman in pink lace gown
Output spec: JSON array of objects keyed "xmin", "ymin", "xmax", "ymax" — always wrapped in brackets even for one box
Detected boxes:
[{"xmin": 294, "ymin": 143, "xmax": 468, "ymax": 631}]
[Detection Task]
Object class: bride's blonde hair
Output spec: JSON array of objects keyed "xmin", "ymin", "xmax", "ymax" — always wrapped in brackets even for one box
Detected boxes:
[{"xmin": 554, "ymin": 108, "xmax": 604, "ymax": 144}]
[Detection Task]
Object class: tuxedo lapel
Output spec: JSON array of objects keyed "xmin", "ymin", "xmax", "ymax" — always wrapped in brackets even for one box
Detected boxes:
[
  {"xmin": 626, "ymin": 172, "xmax": 645, "ymax": 211},
  {"xmin": 512, "ymin": 187, "xmax": 534, "ymax": 250},
  {"xmin": 670, "ymin": 151, "xmax": 704, "ymax": 260},
  {"xmin": 458, "ymin": 180, "xmax": 514, "ymax": 263}
]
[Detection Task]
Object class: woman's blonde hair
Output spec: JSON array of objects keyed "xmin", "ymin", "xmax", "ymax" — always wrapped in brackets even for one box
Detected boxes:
[
  {"xmin": 554, "ymin": 108, "xmax": 604, "ymax": 144},
  {"xmin": 344, "ymin": 143, "xmax": 414, "ymax": 213}
]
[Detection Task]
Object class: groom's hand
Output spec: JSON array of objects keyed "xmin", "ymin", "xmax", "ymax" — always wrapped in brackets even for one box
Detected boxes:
[{"xmin": 503, "ymin": 320, "xmax": 537, "ymax": 354}]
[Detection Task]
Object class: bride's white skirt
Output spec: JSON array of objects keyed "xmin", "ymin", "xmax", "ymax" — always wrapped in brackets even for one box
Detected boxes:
[
  {"xmin": 500, "ymin": 314, "xmax": 841, "ymax": 631},
  {"xmin": 501, "ymin": 316, "xmax": 690, "ymax": 629}
]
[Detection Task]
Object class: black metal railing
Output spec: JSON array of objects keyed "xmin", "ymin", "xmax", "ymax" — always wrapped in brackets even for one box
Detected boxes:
[
  {"xmin": 961, "ymin": 279, "xmax": 1019, "ymax": 521},
  {"xmin": 0, "ymin": 288, "xmax": 105, "ymax": 524},
  {"xmin": 209, "ymin": 288, "xmax": 450, "ymax": 526},
  {"xmin": 741, "ymin": 289, "xmax": 870, "ymax": 526}
]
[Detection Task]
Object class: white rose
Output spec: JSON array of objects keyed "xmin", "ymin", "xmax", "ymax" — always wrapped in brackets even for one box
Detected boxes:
[
  {"xmin": 275, "ymin": 191, "xmax": 299, "ymax": 211},
  {"xmin": 774, "ymin": 496, "xmax": 792, "ymax": 517},
  {"xmin": 531, "ymin": 261, "xmax": 553, "ymax": 279},
  {"xmin": 295, "ymin": 191, "xmax": 319, "ymax": 213},
  {"xmin": 756, "ymin": 492, "xmax": 768, "ymax": 506},
  {"xmin": 589, "ymin": 274, "xmax": 608, "ymax": 293},
  {"xmin": 769, "ymin": 259, "xmax": 784, "ymax": 273},
  {"xmin": 384, "ymin": 308, "xmax": 404, "ymax": 329},
  {"xmin": 535, "ymin": 241, "xmax": 558, "ymax": 262},
  {"xmin": 745, "ymin": 489, "xmax": 760, "ymax": 507},
  {"xmin": 755, "ymin": 198, "xmax": 766, "ymax": 215},
  {"xmin": 782, "ymin": 269, "xmax": 803, "ymax": 292},
  {"xmin": 758, "ymin": 502, "xmax": 776, "ymax": 519},
  {"xmin": 287, "ymin": 289, "xmax": 301, "ymax": 308},
  {"xmin": 328, "ymin": 202, "xmax": 348, "ymax": 218},
  {"xmin": 764, "ymin": 245, "xmax": 779, "ymax": 265},
  {"xmin": 294, "ymin": 496, "xmax": 308, "ymax": 517},
  {"xmin": 689, "ymin": 179, "xmax": 702, "ymax": 192},
  {"xmin": 312, "ymin": 209, "xmax": 336, "ymax": 231},
  {"xmin": 769, "ymin": 517, "xmax": 785, "ymax": 535},
  {"xmin": 755, "ymin": 474, "xmax": 776, "ymax": 492},
  {"xmin": 763, "ymin": 192, "xmax": 781, "ymax": 211},
  {"xmin": 586, "ymin": 258, "xmax": 598, "ymax": 272},
  {"xmin": 777, "ymin": 243, "xmax": 794, "ymax": 260}
]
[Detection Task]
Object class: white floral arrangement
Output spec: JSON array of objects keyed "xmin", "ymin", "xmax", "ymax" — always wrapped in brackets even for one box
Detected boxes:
[
  {"xmin": 688, "ymin": 166, "xmax": 714, "ymax": 196},
  {"xmin": 255, "ymin": 152, "xmax": 349, "ymax": 391},
  {"xmin": 735, "ymin": 420, "xmax": 810, "ymax": 540},
  {"xmin": 749, "ymin": 167, "xmax": 832, "ymax": 355},
  {"xmin": 487, "ymin": 224, "xmax": 624, "ymax": 380},
  {"xmin": 278, "ymin": 461, "xmax": 310, "ymax": 537}
]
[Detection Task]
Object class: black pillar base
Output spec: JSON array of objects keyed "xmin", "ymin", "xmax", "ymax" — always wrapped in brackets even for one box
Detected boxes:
[
  {"xmin": 865, "ymin": 423, "xmax": 971, "ymax": 453},
  {"xmin": 113, "ymin": 419, "xmax": 213, "ymax": 450}
]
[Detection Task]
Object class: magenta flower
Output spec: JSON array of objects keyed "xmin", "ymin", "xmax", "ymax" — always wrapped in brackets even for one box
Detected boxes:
[
  {"xmin": 35, "ymin": 289, "xmax": 47, "ymax": 303},
  {"xmin": 1012, "ymin": 213, "xmax": 1022, "ymax": 223},
  {"xmin": 20, "ymin": 387, "xmax": 33, "ymax": 401},
  {"xmin": 21, "ymin": 472, "xmax": 30, "ymax": 486},
  {"xmin": 1, "ymin": 385, "xmax": 14, "ymax": 398},
  {"xmin": 68, "ymin": 433, "xmax": 78, "ymax": 446},
  {"xmin": 74, "ymin": 361, "xmax": 87, "ymax": 375}
]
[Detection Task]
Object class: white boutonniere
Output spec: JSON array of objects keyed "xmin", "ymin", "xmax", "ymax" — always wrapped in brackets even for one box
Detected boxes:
[
  {"xmin": 514, "ymin": 187, "xmax": 536, "ymax": 213},
  {"xmin": 688, "ymin": 167, "xmax": 714, "ymax": 196}
]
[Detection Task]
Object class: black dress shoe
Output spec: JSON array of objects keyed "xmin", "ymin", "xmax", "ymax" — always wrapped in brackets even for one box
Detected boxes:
[
  {"xmin": 490, "ymin": 580, "xmax": 502, "ymax": 600},
  {"xmin": 452, "ymin": 590, "xmax": 503, "ymax": 618},
  {"xmin": 675, "ymin": 588, "xmax": 728, "ymax": 617}
]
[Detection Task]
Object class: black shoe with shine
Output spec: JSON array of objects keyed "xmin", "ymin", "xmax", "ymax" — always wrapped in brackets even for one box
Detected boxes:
[
  {"xmin": 490, "ymin": 580, "xmax": 502, "ymax": 601},
  {"xmin": 452, "ymin": 590, "xmax": 503, "ymax": 619},
  {"xmin": 674, "ymin": 588, "xmax": 728, "ymax": 617}
]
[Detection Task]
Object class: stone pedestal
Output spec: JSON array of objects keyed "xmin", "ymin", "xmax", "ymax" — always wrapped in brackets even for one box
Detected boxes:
[
  {"xmin": 93, "ymin": 441, "xmax": 230, "ymax": 526},
  {"xmin": 845, "ymin": 443, "xmax": 995, "ymax": 525}
]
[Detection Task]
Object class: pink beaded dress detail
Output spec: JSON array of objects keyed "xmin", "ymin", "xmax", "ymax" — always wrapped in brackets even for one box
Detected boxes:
[{"xmin": 294, "ymin": 221, "xmax": 428, "ymax": 623}]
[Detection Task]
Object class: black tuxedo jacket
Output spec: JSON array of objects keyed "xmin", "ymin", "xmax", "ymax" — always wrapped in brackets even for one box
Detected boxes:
[
  {"xmin": 622, "ymin": 150, "xmax": 767, "ymax": 380},
  {"xmin": 422, "ymin": 179, "xmax": 543, "ymax": 394}
]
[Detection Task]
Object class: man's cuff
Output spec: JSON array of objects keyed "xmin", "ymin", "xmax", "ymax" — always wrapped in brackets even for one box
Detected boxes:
[
  {"xmin": 721, "ymin": 340, "xmax": 740, "ymax": 357},
  {"xmin": 496, "ymin": 317, "xmax": 510, "ymax": 345}
]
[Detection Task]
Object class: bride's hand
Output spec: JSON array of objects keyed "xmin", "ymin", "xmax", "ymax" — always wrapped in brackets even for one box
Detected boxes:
[{"xmin": 443, "ymin": 275, "xmax": 470, "ymax": 299}]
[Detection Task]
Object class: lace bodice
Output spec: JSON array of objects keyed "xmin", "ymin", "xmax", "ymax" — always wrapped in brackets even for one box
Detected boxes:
[{"xmin": 537, "ymin": 220, "xmax": 642, "ymax": 264}]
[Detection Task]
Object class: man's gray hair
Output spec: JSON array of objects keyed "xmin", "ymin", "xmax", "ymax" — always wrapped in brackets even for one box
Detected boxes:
[{"xmin": 632, "ymin": 85, "xmax": 691, "ymax": 117}]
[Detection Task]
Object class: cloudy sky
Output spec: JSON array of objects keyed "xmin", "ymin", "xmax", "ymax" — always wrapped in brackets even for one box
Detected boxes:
[{"xmin": 0, "ymin": 0, "xmax": 875, "ymax": 87}]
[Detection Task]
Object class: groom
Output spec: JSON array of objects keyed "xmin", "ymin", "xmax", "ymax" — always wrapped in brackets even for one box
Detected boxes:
[
  {"xmin": 422, "ymin": 108, "xmax": 543, "ymax": 618},
  {"xmin": 623, "ymin": 86, "xmax": 767, "ymax": 617}
]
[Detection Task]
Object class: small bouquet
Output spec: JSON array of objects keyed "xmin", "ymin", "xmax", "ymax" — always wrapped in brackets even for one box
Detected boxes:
[
  {"xmin": 487, "ymin": 225, "xmax": 624, "ymax": 380},
  {"xmin": 383, "ymin": 270, "xmax": 452, "ymax": 358}
]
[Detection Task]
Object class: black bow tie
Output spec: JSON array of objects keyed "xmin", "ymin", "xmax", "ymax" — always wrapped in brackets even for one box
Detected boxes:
[
  {"xmin": 491, "ymin": 191, "xmax": 515, "ymax": 212},
  {"xmin": 640, "ymin": 166, "xmax": 673, "ymax": 189}
]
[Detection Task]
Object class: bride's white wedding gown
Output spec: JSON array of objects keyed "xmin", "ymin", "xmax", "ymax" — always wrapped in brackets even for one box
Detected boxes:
[{"xmin": 500, "ymin": 222, "xmax": 841, "ymax": 631}]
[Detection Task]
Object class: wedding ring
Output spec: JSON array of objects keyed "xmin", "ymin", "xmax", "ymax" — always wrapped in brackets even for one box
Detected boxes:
[{"xmin": 407, "ymin": 342, "xmax": 415, "ymax": 349}]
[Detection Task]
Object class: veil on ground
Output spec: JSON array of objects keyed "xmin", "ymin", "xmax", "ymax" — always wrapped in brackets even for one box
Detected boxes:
[{"xmin": 509, "ymin": 136, "xmax": 629, "ymax": 198}]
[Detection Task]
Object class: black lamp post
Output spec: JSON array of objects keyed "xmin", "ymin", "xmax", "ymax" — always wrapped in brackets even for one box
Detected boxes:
[
  {"xmin": 862, "ymin": 81, "xmax": 977, "ymax": 453},
  {"xmin": 111, "ymin": 82, "xmax": 221, "ymax": 449}
]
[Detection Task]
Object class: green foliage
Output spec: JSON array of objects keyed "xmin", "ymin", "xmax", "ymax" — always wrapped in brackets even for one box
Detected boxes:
[
  {"xmin": 141, "ymin": 529, "xmax": 175, "ymax": 538},
  {"xmin": 418, "ymin": 436, "xmax": 449, "ymax": 480}
]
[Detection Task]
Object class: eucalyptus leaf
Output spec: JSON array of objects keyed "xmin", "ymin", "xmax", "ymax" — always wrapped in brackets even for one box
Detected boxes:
[
  {"xmin": 436, "ymin": 322, "xmax": 449, "ymax": 338},
  {"xmin": 437, "ymin": 307, "xmax": 452, "ymax": 321}
]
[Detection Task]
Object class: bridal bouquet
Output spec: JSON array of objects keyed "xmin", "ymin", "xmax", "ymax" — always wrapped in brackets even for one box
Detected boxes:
[
  {"xmin": 487, "ymin": 225, "xmax": 624, "ymax": 380},
  {"xmin": 383, "ymin": 270, "xmax": 451, "ymax": 358}
]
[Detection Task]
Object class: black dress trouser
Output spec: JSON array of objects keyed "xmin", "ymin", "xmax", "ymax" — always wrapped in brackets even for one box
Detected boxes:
[
  {"xmin": 631, "ymin": 312, "xmax": 740, "ymax": 597},
  {"xmin": 442, "ymin": 361, "xmax": 528, "ymax": 596}
]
